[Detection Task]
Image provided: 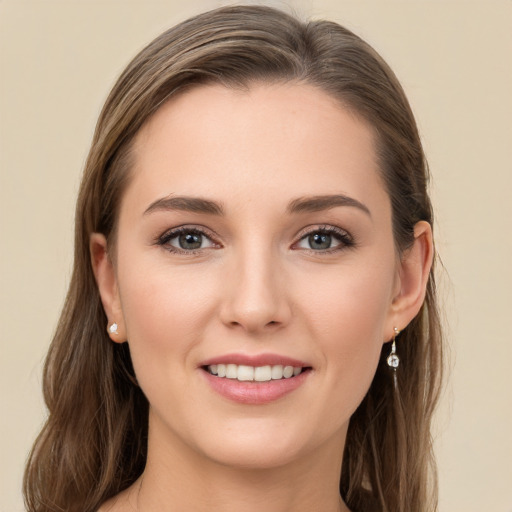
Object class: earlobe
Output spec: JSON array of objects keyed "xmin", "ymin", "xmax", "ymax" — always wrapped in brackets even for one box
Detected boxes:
[
  {"xmin": 90, "ymin": 233, "xmax": 126, "ymax": 343},
  {"xmin": 390, "ymin": 220, "xmax": 434, "ymax": 331}
]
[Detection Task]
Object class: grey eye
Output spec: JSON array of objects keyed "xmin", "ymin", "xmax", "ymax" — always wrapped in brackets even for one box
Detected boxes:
[
  {"xmin": 297, "ymin": 231, "xmax": 343, "ymax": 251},
  {"xmin": 308, "ymin": 233, "xmax": 332, "ymax": 250},
  {"xmin": 178, "ymin": 232, "xmax": 203, "ymax": 250},
  {"xmin": 164, "ymin": 230, "xmax": 216, "ymax": 251}
]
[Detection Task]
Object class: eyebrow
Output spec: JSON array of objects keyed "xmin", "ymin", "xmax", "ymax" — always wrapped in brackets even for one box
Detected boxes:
[
  {"xmin": 143, "ymin": 193, "xmax": 371, "ymax": 217},
  {"xmin": 144, "ymin": 196, "xmax": 225, "ymax": 216},
  {"xmin": 287, "ymin": 194, "xmax": 371, "ymax": 217}
]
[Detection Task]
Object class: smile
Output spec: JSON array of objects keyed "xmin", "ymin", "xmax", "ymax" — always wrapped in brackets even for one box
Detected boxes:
[
  {"xmin": 207, "ymin": 364, "xmax": 303, "ymax": 381},
  {"xmin": 200, "ymin": 354, "xmax": 312, "ymax": 404}
]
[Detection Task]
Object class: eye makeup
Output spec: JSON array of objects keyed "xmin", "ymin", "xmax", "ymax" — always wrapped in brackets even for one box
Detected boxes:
[{"xmin": 153, "ymin": 222, "xmax": 356, "ymax": 257}]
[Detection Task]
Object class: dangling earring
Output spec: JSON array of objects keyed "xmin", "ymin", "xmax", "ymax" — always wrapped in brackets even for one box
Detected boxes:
[
  {"xmin": 387, "ymin": 327, "xmax": 401, "ymax": 370},
  {"xmin": 108, "ymin": 322, "xmax": 119, "ymax": 335}
]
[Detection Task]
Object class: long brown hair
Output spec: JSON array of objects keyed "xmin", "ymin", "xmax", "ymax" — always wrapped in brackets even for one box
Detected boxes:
[{"xmin": 24, "ymin": 5, "xmax": 443, "ymax": 512}]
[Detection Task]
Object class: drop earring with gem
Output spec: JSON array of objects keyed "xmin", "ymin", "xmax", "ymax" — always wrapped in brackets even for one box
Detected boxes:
[{"xmin": 386, "ymin": 327, "xmax": 400, "ymax": 370}]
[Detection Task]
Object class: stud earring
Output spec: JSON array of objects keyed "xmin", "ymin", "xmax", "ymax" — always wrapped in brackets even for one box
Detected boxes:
[
  {"xmin": 386, "ymin": 327, "xmax": 401, "ymax": 370},
  {"xmin": 108, "ymin": 322, "xmax": 119, "ymax": 335}
]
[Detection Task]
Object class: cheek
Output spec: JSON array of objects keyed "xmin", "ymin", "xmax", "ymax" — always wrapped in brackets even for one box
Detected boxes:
[
  {"xmin": 116, "ymin": 258, "xmax": 221, "ymax": 366},
  {"xmin": 299, "ymin": 258, "xmax": 395, "ymax": 342},
  {"xmin": 297, "ymin": 260, "xmax": 395, "ymax": 402},
  {"xmin": 116, "ymin": 269, "xmax": 212, "ymax": 415}
]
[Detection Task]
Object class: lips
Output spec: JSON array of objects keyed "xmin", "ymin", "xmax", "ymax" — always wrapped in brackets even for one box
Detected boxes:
[{"xmin": 199, "ymin": 353, "xmax": 312, "ymax": 405}]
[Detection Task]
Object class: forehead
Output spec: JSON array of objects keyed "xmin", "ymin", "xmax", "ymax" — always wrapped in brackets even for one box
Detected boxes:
[{"xmin": 124, "ymin": 82, "xmax": 387, "ymax": 216}]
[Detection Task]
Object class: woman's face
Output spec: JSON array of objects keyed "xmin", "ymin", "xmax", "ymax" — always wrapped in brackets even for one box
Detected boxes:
[{"xmin": 105, "ymin": 83, "xmax": 404, "ymax": 469}]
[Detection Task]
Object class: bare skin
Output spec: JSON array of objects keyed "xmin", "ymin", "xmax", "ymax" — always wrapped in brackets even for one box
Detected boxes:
[{"xmin": 93, "ymin": 82, "xmax": 433, "ymax": 512}]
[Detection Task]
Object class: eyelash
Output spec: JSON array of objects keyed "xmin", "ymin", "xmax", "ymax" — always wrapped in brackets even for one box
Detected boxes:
[
  {"xmin": 156, "ymin": 226, "xmax": 220, "ymax": 255},
  {"xmin": 155, "ymin": 224, "xmax": 355, "ymax": 255},
  {"xmin": 293, "ymin": 225, "xmax": 355, "ymax": 254}
]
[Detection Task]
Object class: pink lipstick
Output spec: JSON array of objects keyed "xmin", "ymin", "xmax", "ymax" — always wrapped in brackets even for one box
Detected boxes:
[{"xmin": 199, "ymin": 353, "xmax": 312, "ymax": 405}]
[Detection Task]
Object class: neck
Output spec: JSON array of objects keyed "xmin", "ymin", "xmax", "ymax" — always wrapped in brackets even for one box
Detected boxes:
[{"xmin": 129, "ymin": 415, "xmax": 350, "ymax": 512}]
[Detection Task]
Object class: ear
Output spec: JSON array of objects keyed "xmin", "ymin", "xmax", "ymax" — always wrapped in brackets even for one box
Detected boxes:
[
  {"xmin": 388, "ymin": 221, "xmax": 434, "ymax": 335},
  {"xmin": 90, "ymin": 233, "xmax": 126, "ymax": 343}
]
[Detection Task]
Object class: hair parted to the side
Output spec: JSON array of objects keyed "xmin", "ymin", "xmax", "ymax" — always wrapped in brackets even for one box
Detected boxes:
[{"xmin": 24, "ymin": 5, "xmax": 443, "ymax": 512}]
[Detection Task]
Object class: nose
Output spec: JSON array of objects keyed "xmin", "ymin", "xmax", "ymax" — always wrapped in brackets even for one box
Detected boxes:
[{"xmin": 219, "ymin": 244, "xmax": 292, "ymax": 334}]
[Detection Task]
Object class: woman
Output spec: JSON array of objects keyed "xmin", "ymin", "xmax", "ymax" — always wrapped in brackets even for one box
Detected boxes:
[{"xmin": 24, "ymin": 5, "xmax": 443, "ymax": 512}]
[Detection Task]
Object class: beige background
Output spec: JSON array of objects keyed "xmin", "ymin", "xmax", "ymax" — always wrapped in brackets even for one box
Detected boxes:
[{"xmin": 1, "ymin": 1, "xmax": 511, "ymax": 511}]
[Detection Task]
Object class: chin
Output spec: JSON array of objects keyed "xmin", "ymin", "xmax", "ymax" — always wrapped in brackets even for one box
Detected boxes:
[
  {"xmin": 200, "ymin": 438, "xmax": 307, "ymax": 470},
  {"xmin": 188, "ymin": 416, "xmax": 343, "ymax": 472}
]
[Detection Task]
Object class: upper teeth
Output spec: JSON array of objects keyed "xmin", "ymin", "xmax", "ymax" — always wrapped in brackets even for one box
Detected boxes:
[{"xmin": 208, "ymin": 364, "xmax": 302, "ymax": 382}]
